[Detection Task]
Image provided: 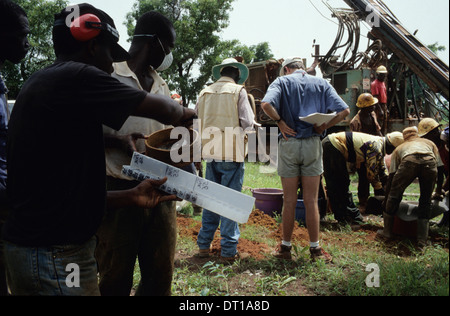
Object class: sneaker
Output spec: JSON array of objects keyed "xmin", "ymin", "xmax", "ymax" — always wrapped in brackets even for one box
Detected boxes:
[
  {"xmin": 310, "ymin": 247, "xmax": 333, "ymax": 263},
  {"xmin": 273, "ymin": 244, "xmax": 292, "ymax": 260}
]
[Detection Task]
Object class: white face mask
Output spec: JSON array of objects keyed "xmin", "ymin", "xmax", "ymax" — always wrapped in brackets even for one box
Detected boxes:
[
  {"xmin": 156, "ymin": 37, "xmax": 173, "ymax": 71},
  {"xmin": 156, "ymin": 51, "xmax": 173, "ymax": 71}
]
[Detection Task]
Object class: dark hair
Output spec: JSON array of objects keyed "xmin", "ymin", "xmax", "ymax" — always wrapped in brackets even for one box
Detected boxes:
[
  {"xmin": 133, "ymin": 11, "xmax": 175, "ymax": 43},
  {"xmin": 220, "ymin": 66, "xmax": 240, "ymax": 83},
  {"xmin": 0, "ymin": 0, "xmax": 27, "ymax": 32}
]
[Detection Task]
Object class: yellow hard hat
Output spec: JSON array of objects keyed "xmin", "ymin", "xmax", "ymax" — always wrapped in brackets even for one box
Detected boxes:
[
  {"xmin": 418, "ymin": 118, "xmax": 441, "ymax": 137},
  {"xmin": 376, "ymin": 66, "xmax": 388, "ymax": 74},
  {"xmin": 357, "ymin": 93, "xmax": 379, "ymax": 109},
  {"xmin": 386, "ymin": 132, "xmax": 404, "ymax": 148}
]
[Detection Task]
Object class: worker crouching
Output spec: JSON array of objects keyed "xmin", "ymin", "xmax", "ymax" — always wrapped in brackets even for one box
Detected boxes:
[
  {"xmin": 378, "ymin": 127, "xmax": 445, "ymax": 247},
  {"xmin": 323, "ymin": 131, "xmax": 404, "ymax": 224}
]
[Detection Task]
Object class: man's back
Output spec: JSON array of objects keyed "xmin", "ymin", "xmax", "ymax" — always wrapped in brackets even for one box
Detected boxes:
[
  {"xmin": 197, "ymin": 77, "xmax": 246, "ymax": 162},
  {"xmin": 5, "ymin": 61, "xmax": 147, "ymax": 246},
  {"xmin": 263, "ymin": 70, "xmax": 348, "ymax": 139}
]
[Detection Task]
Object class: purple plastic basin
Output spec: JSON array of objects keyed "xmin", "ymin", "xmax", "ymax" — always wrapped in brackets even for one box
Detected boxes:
[{"xmin": 251, "ymin": 188, "xmax": 284, "ymax": 217}]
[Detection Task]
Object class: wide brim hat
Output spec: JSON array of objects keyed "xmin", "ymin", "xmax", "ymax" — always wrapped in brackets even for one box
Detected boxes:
[
  {"xmin": 212, "ymin": 58, "xmax": 249, "ymax": 85},
  {"xmin": 280, "ymin": 57, "xmax": 304, "ymax": 76},
  {"xmin": 54, "ymin": 3, "xmax": 130, "ymax": 62}
]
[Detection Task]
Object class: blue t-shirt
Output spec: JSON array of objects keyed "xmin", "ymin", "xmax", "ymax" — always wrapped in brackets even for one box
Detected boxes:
[
  {"xmin": 0, "ymin": 73, "xmax": 8, "ymax": 193},
  {"xmin": 262, "ymin": 70, "xmax": 349, "ymax": 139}
]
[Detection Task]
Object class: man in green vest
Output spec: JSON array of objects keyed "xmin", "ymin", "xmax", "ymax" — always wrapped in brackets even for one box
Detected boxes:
[{"xmin": 196, "ymin": 58, "xmax": 255, "ymax": 261}]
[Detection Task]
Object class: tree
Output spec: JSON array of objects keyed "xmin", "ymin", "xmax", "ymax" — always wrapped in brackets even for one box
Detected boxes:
[
  {"xmin": 3, "ymin": 0, "xmax": 68, "ymax": 99},
  {"xmin": 250, "ymin": 42, "xmax": 274, "ymax": 63},
  {"xmin": 126, "ymin": 0, "xmax": 235, "ymax": 107},
  {"xmin": 428, "ymin": 42, "xmax": 446, "ymax": 55}
]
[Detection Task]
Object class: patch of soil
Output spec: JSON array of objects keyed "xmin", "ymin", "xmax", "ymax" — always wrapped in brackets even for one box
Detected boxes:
[
  {"xmin": 211, "ymin": 238, "xmax": 271, "ymax": 260},
  {"xmin": 244, "ymin": 210, "xmax": 278, "ymax": 230},
  {"xmin": 176, "ymin": 210, "xmax": 449, "ymax": 262},
  {"xmin": 176, "ymin": 210, "xmax": 312, "ymax": 261},
  {"xmin": 177, "ymin": 216, "xmax": 203, "ymax": 240}
]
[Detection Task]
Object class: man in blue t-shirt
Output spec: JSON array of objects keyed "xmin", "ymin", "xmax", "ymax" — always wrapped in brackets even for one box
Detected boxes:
[{"xmin": 261, "ymin": 57, "xmax": 350, "ymax": 263}]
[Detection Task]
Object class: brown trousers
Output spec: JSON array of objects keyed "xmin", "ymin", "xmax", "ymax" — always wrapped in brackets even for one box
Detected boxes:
[
  {"xmin": 96, "ymin": 177, "xmax": 177, "ymax": 296},
  {"xmin": 385, "ymin": 154, "xmax": 437, "ymax": 219}
]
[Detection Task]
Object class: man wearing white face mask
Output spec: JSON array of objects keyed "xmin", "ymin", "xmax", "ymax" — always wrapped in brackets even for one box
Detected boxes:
[{"xmin": 97, "ymin": 11, "xmax": 178, "ymax": 296}]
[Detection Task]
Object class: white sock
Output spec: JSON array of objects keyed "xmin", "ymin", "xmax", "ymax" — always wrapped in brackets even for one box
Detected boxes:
[
  {"xmin": 282, "ymin": 240, "xmax": 292, "ymax": 247},
  {"xmin": 310, "ymin": 241, "xmax": 320, "ymax": 248}
]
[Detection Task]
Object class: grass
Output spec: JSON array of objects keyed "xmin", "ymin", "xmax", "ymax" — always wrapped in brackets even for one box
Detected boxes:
[{"xmin": 133, "ymin": 162, "xmax": 449, "ymax": 297}]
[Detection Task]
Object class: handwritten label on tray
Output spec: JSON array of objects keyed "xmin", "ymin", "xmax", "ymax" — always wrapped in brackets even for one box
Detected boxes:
[{"xmin": 122, "ymin": 152, "xmax": 255, "ymax": 224}]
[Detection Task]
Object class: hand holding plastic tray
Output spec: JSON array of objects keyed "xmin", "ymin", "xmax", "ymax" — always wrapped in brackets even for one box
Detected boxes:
[{"xmin": 122, "ymin": 152, "xmax": 255, "ymax": 224}]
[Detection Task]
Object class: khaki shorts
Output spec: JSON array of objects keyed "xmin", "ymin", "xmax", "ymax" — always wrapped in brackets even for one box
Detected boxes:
[{"xmin": 278, "ymin": 137, "xmax": 323, "ymax": 178}]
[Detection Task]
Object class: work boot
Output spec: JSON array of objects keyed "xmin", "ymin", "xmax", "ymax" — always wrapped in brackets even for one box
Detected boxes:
[
  {"xmin": 196, "ymin": 248, "xmax": 211, "ymax": 258},
  {"xmin": 221, "ymin": 252, "xmax": 250, "ymax": 264},
  {"xmin": 417, "ymin": 219, "xmax": 430, "ymax": 249},
  {"xmin": 310, "ymin": 247, "xmax": 333, "ymax": 264},
  {"xmin": 272, "ymin": 244, "xmax": 292, "ymax": 260},
  {"xmin": 377, "ymin": 213, "xmax": 395, "ymax": 239}
]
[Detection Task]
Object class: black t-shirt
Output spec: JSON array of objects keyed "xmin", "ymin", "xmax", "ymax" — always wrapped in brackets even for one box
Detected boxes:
[{"xmin": 4, "ymin": 61, "xmax": 147, "ymax": 247}]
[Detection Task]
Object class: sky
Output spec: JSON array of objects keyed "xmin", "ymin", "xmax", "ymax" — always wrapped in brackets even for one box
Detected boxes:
[{"xmin": 77, "ymin": 0, "xmax": 449, "ymax": 67}]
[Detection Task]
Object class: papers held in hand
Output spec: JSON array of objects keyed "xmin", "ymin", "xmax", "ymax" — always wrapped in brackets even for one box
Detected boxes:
[{"xmin": 299, "ymin": 112, "xmax": 337, "ymax": 126}]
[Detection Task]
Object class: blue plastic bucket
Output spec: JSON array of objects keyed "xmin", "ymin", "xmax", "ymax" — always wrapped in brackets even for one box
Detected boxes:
[{"xmin": 295, "ymin": 200, "xmax": 306, "ymax": 224}]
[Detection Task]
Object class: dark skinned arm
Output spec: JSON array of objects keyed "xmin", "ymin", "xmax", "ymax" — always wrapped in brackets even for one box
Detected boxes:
[
  {"xmin": 106, "ymin": 178, "xmax": 180, "ymax": 210},
  {"xmin": 132, "ymin": 94, "xmax": 196, "ymax": 127}
]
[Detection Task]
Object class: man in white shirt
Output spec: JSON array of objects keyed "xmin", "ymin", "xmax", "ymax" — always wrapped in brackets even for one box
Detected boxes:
[{"xmin": 97, "ymin": 11, "xmax": 178, "ymax": 296}]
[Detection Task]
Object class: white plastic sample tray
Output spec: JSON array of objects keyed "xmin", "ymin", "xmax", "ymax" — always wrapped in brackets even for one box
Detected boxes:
[{"xmin": 122, "ymin": 152, "xmax": 255, "ymax": 224}]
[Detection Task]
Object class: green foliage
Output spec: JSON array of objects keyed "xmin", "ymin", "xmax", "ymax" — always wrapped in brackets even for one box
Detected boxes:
[
  {"xmin": 126, "ymin": 0, "xmax": 274, "ymax": 107},
  {"xmin": 250, "ymin": 42, "xmax": 274, "ymax": 63},
  {"xmin": 3, "ymin": 0, "xmax": 68, "ymax": 99},
  {"xmin": 126, "ymin": 0, "xmax": 235, "ymax": 106}
]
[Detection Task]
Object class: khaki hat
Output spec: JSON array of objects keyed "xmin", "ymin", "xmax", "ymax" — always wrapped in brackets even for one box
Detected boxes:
[
  {"xmin": 418, "ymin": 118, "xmax": 442, "ymax": 137},
  {"xmin": 386, "ymin": 132, "xmax": 404, "ymax": 148},
  {"xmin": 376, "ymin": 66, "xmax": 388, "ymax": 74},
  {"xmin": 403, "ymin": 126, "xmax": 419, "ymax": 141},
  {"xmin": 356, "ymin": 93, "xmax": 379, "ymax": 109},
  {"xmin": 280, "ymin": 57, "xmax": 304, "ymax": 76},
  {"xmin": 212, "ymin": 58, "xmax": 249, "ymax": 84}
]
